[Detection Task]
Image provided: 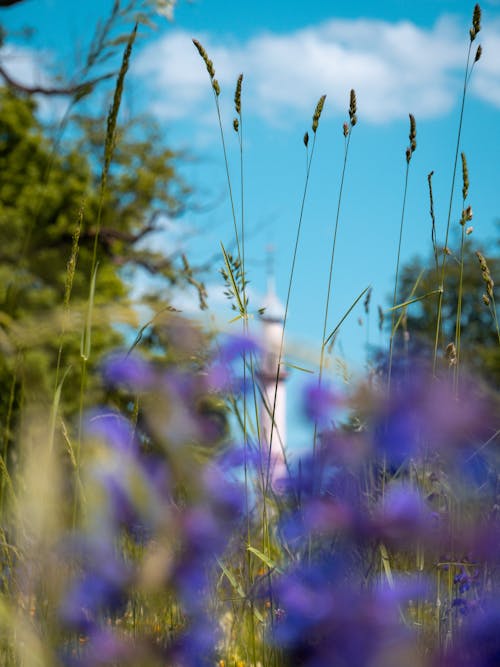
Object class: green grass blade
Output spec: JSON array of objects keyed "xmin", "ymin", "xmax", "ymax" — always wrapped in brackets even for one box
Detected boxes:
[
  {"xmin": 216, "ymin": 557, "xmax": 246, "ymax": 599},
  {"xmin": 387, "ymin": 289, "xmax": 442, "ymax": 313},
  {"xmin": 221, "ymin": 241, "xmax": 246, "ymax": 316},
  {"xmin": 323, "ymin": 285, "xmax": 370, "ymax": 348},
  {"xmin": 280, "ymin": 361, "xmax": 314, "ymax": 374},
  {"xmin": 380, "ymin": 542, "xmax": 394, "ymax": 588},
  {"xmin": 48, "ymin": 366, "xmax": 71, "ymax": 454},
  {"xmin": 247, "ymin": 545, "xmax": 283, "ymax": 573},
  {"xmin": 80, "ymin": 262, "xmax": 99, "ymax": 361}
]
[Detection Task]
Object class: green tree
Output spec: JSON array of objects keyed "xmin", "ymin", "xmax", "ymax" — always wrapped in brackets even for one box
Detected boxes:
[
  {"xmin": 0, "ymin": 2, "xmax": 225, "ymax": 515},
  {"xmin": 392, "ymin": 236, "xmax": 499, "ymax": 386},
  {"xmin": 0, "ymin": 80, "xmax": 204, "ymax": 423}
]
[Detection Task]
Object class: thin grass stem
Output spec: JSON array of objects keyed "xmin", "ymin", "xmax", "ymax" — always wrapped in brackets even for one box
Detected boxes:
[
  {"xmin": 432, "ymin": 40, "xmax": 475, "ymax": 375},
  {"xmin": 266, "ymin": 96, "xmax": 326, "ymax": 497}
]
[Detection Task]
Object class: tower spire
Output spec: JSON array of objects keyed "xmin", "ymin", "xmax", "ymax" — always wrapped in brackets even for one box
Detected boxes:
[{"xmin": 259, "ymin": 247, "xmax": 287, "ymax": 489}]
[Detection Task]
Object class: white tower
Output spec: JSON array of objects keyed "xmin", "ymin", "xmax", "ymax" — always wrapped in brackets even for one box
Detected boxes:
[{"xmin": 259, "ymin": 264, "xmax": 287, "ymax": 489}]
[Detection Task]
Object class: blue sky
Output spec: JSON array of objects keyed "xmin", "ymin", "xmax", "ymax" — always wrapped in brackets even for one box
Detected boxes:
[{"xmin": 1, "ymin": 0, "xmax": 499, "ymax": 384}]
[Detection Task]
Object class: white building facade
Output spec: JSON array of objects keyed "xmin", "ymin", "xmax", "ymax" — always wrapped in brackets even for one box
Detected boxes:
[{"xmin": 259, "ymin": 278, "xmax": 287, "ymax": 489}]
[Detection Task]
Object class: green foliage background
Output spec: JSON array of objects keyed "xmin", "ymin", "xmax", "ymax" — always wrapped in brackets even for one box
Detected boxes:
[{"xmin": 394, "ymin": 238, "xmax": 499, "ymax": 386}]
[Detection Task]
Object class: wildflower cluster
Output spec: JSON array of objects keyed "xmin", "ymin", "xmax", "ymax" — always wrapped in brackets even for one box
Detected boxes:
[{"xmin": 270, "ymin": 364, "xmax": 499, "ymax": 667}]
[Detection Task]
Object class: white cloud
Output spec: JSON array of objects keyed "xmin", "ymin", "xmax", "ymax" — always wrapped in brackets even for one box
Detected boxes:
[
  {"xmin": 133, "ymin": 14, "xmax": 500, "ymax": 128},
  {"xmin": 0, "ymin": 45, "xmax": 68, "ymax": 120},
  {"xmin": 472, "ymin": 19, "xmax": 500, "ymax": 106},
  {"xmin": 0, "ymin": 44, "xmax": 53, "ymax": 89}
]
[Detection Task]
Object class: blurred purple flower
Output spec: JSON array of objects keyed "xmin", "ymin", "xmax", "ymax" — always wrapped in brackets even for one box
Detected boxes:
[
  {"xmin": 81, "ymin": 629, "xmax": 131, "ymax": 665},
  {"xmin": 60, "ymin": 570, "xmax": 127, "ymax": 634},
  {"xmin": 371, "ymin": 369, "xmax": 494, "ymax": 467},
  {"xmin": 302, "ymin": 381, "xmax": 339, "ymax": 426},
  {"xmin": 373, "ymin": 483, "xmax": 433, "ymax": 545},
  {"xmin": 373, "ymin": 397, "xmax": 420, "ymax": 467},
  {"xmin": 58, "ymin": 535, "xmax": 130, "ymax": 634},
  {"xmin": 443, "ymin": 599, "xmax": 500, "ymax": 667},
  {"xmin": 320, "ymin": 428, "xmax": 369, "ymax": 467},
  {"xmin": 85, "ymin": 409, "xmax": 138, "ymax": 456},
  {"xmin": 453, "ymin": 515, "xmax": 500, "ymax": 564},
  {"xmin": 101, "ymin": 350, "xmax": 155, "ymax": 391},
  {"xmin": 215, "ymin": 443, "xmax": 260, "ymax": 473},
  {"xmin": 98, "ymin": 470, "xmax": 143, "ymax": 533},
  {"xmin": 302, "ymin": 498, "xmax": 356, "ymax": 535},
  {"xmin": 168, "ymin": 620, "xmax": 217, "ymax": 667},
  {"xmin": 203, "ymin": 465, "xmax": 245, "ymax": 521},
  {"xmin": 217, "ymin": 333, "xmax": 259, "ymax": 364},
  {"xmin": 207, "ymin": 333, "xmax": 259, "ymax": 394},
  {"xmin": 61, "ymin": 628, "xmax": 138, "ymax": 667},
  {"xmin": 141, "ymin": 455, "xmax": 171, "ymax": 500},
  {"xmin": 273, "ymin": 559, "xmax": 412, "ymax": 667},
  {"xmin": 182, "ymin": 506, "xmax": 223, "ymax": 555}
]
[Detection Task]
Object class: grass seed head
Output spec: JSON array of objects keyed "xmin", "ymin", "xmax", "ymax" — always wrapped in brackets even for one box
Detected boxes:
[
  {"xmin": 349, "ymin": 89, "xmax": 357, "ymax": 126},
  {"xmin": 409, "ymin": 113, "xmax": 417, "ymax": 153},
  {"xmin": 461, "ymin": 152, "xmax": 470, "ymax": 200},
  {"xmin": 476, "ymin": 250, "xmax": 495, "ymax": 299},
  {"xmin": 312, "ymin": 94, "xmax": 326, "ymax": 133},
  {"xmin": 476, "ymin": 250, "xmax": 488, "ymax": 272},
  {"xmin": 303, "ymin": 131, "xmax": 309, "ymax": 147},
  {"xmin": 212, "ymin": 78, "xmax": 220, "ymax": 96},
  {"xmin": 234, "ymin": 73, "xmax": 243, "ymax": 115},
  {"xmin": 474, "ymin": 44, "xmax": 483, "ymax": 62},
  {"xmin": 103, "ymin": 23, "xmax": 138, "ymax": 183},
  {"xmin": 378, "ymin": 305, "xmax": 384, "ymax": 332},
  {"xmin": 364, "ymin": 287, "xmax": 372, "ymax": 314},
  {"xmin": 192, "ymin": 38, "xmax": 216, "ymax": 79},
  {"xmin": 343, "ymin": 122, "xmax": 349, "ymax": 137},
  {"xmin": 446, "ymin": 342, "xmax": 457, "ymax": 366},
  {"xmin": 470, "ymin": 4, "xmax": 481, "ymax": 41},
  {"xmin": 233, "ymin": 118, "xmax": 239, "ymax": 133}
]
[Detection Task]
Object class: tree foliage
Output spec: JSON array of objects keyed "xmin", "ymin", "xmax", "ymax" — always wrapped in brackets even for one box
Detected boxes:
[
  {"xmin": 392, "ymin": 235, "xmax": 499, "ymax": 386},
  {"xmin": 0, "ymin": 80, "xmax": 200, "ymax": 418}
]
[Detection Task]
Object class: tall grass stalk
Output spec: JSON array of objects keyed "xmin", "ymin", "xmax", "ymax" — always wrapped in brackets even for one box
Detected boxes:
[
  {"xmin": 233, "ymin": 72, "xmax": 261, "ymax": 667},
  {"xmin": 266, "ymin": 94, "xmax": 326, "ymax": 494},
  {"xmin": 476, "ymin": 250, "xmax": 500, "ymax": 344},
  {"xmin": 0, "ymin": 353, "xmax": 19, "ymax": 514},
  {"xmin": 193, "ymin": 46, "xmax": 268, "ymax": 663},
  {"xmin": 192, "ymin": 40, "xmax": 242, "ymax": 267},
  {"xmin": 432, "ymin": 4, "xmax": 482, "ymax": 375},
  {"xmin": 54, "ymin": 206, "xmax": 83, "ymax": 392},
  {"xmin": 313, "ymin": 91, "xmax": 357, "ymax": 459},
  {"xmin": 387, "ymin": 113, "xmax": 417, "ymax": 394},
  {"xmin": 74, "ymin": 24, "xmax": 138, "ymax": 526},
  {"xmin": 453, "ymin": 152, "xmax": 472, "ymax": 396}
]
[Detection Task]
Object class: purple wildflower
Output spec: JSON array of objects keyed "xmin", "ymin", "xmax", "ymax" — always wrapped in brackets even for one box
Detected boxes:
[
  {"xmin": 217, "ymin": 332, "xmax": 259, "ymax": 364},
  {"xmin": 101, "ymin": 350, "xmax": 155, "ymax": 391},
  {"xmin": 85, "ymin": 409, "xmax": 138, "ymax": 457},
  {"xmin": 373, "ymin": 483, "xmax": 433, "ymax": 545},
  {"xmin": 442, "ymin": 599, "xmax": 500, "ymax": 667},
  {"xmin": 60, "ymin": 569, "xmax": 128, "ymax": 634},
  {"xmin": 273, "ymin": 559, "xmax": 414, "ymax": 667},
  {"xmin": 207, "ymin": 333, "xmax": 260, "ymax": 394},
  {"xmin": 302, "ymin": 380, "xmax": 339, "ymax": 426}
]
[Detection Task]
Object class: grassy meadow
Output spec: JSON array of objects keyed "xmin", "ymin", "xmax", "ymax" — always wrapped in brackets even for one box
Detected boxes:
[{"xmin": 0, "ymin": 3, "xmax": 499, "ymax": 666}]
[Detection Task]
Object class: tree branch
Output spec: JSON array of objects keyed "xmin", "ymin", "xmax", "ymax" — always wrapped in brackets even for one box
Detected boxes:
[
  {"xmin": 0, "ymin": 1, "xmax": 29, "ymax": 7},
  {"xmin": 0, "ymin": 64, "xmax": 115, "ymax": 97}
]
